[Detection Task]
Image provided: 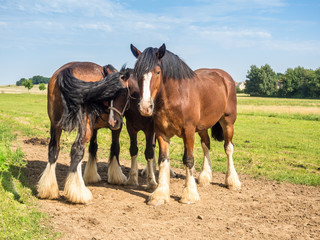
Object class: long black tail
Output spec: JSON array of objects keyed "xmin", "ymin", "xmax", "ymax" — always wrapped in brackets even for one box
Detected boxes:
[
  {"xmin": 57, "ymin": 68, "xmax": 123, "ymax": 132},
  {"xmin": 211, "ymin": 122, "xmax": 224, "ymax": 142}
]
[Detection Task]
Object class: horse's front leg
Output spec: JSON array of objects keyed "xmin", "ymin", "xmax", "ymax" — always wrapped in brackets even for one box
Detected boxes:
[
  {"xmin": 144, "ymin": 131, "xmax": 158, "ymax": 190},
  {"xmin": 125, "ymin": 127, "xmax": 139, "ymax": 187},
  {"xmin": 198, "ymin": 130, "xmax": 213, "ymax": 186},
  {"xmin": 108, "ymin": 128, "xmax": 127, "ymax": 185},
  {"xmin": 180, "ymin": 128, "xmax": 200, "ymax": 204},
  {"xmin": 147, "ymin": 135, "xmax": 170, "ymax": 206}
]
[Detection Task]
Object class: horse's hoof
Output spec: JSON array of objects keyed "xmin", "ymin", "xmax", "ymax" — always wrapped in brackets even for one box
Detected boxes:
[
  {"xmin": 225, "ymin": 173, "xmax": 241, "ymax": 191},
  {"xmin": 125, "ymin": 177, "xmax": 139, "ymax": 187},
  {"xmin": 146, "ymin": 182, "xmax": 158, "ymax": 191},
  {"xmin": 198, "ymin": 171, "xmax": 212, "ymax": 187},
  {"xmin": 83, "ymin": 173, "xmax": 101, "ymax": 185},
  {"xmin": 179, "ymin": 187, "xmax": 200, "ymax": 204},
  {"xmin": 227, "ymin": 183, "xmax": 241, "ymax": 191},
  {"xmin": 147, "ymin": 188, "xmax": 170, "ymax": 206}
]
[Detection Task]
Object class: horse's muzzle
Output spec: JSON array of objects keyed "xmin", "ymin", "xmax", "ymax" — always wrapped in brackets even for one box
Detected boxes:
[
  {"xmin": 139, "ymin": 98, "xmax": 154, "ymax": 116},
  {"xmin": 108, "ymin": 115, "xmax": 121, "ymax": 130}
]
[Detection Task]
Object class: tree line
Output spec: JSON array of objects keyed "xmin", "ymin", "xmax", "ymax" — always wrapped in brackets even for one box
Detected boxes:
[
  {"xmin": 244, "ymin": 65, "xmax": 320, "ymax": 98},
  {"xmin": 16, "ymin": 75, "xmax": 50, "ymax": 86}
]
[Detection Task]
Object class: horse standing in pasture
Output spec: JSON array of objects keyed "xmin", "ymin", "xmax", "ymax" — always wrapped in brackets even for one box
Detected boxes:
[
  {"xmin": 37, "ymin": 62, "xmax": 130, "ymax": 204},
  {"xmin": 130, "ymin": 44, "xmax": 241, "ymax": 205},
  {"xmin": 109, "ymin": 67, "xmax": 177, "ymax": 190},
  {"xmin": 110, "ymin": 68, "xmax": 159, "ymax": 190}
]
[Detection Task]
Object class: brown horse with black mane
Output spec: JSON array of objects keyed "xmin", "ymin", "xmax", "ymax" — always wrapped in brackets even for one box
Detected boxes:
[
  {"xmin": 130, "ymin": 44, "xmax": 241, "ymax": 205},
  {"xmin": 37, "ymin": 61, "xmax": 130, "ymax": 204}
]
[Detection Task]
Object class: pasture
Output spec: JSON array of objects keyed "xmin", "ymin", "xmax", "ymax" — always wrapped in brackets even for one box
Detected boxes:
[
  {"xmin": 0, "ymin": 92, "xmax": 319, "ymax": 239},
  {"xmin": 1, "ymin": 93, "xmax": 318, "ymax": 185}
]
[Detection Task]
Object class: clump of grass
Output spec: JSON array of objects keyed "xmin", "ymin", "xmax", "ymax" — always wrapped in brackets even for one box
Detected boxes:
[{"xmin": 0, "ymin": 122, "xmax": 57, "ymax": 239}]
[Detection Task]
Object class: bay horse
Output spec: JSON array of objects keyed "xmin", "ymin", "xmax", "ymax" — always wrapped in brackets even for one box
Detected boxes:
[
  {"xmin": 37, "ymin": 61, "xmax": 130, "ymax": 204},
  {"xmin": 108, "ymin": 67, "xmax": 158, "ymax": 190},
  {"xmin": 130, "ymin": 44, "xmax": 241, "ymax": 205},
  {"xmin": 103, "ymin": 67, "xmax": 174, "ymax": 190}
]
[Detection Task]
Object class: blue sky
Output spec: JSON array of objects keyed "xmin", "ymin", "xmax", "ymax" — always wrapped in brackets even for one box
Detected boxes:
[{"xmin": 0, "ymin": 0, "xmax": 319, "ymax": 85}]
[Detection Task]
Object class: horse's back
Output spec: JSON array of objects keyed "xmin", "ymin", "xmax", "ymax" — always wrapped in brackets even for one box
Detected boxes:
[
  {"xmin": 194, "ymin": 68, "xmax": 237, "ymax": 125},
  {"xmin": 53, "ymin": 62, "xmax": 103, "ymax": 83}
]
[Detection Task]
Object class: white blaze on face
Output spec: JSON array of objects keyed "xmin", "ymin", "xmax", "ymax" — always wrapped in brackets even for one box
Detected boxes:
[{"xmin": 142, "ymin": 72, "xmax": 152, "ymax": 101}]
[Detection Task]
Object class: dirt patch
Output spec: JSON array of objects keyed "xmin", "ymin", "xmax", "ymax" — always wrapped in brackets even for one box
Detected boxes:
[
  {"xmin": 18, "ymin": 136, "xmax": 320, "ymax": 240},
  {"xmin": 24, "ymin": 137, "xmax": 49, "ymax": 146}
]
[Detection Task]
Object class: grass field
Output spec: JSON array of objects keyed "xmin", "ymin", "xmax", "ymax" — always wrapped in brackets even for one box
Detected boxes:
[
  {"xmin": 0, "ymin": 121, "xmax": 56, "ymax": 239},
  {"xmin": 0, "ymin": 92, "xmax": 319, "ymax": 238},
  {"xmin": 0, "ymin": 93, "xmax": 319, "ymax": 185}
]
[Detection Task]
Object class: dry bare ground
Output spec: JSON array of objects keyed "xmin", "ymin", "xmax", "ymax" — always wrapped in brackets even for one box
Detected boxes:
[{"xmin": 20, "ymin": 136, "xmax": 320, "ymax": 240}]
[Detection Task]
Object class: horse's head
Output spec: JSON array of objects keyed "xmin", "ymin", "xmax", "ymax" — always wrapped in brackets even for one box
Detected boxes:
[
  {"xmin": 130, "ymin": 43, "xmax": 166, "ymax": 117},
  {"xmin": 106, "ymin": 65, "xmax": 134, "ymax": 130}
]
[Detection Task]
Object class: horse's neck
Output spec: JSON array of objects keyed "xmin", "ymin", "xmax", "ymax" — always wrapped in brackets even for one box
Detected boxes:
[{"xmin": 158, "ymin": 79, "xmax": 188, "ymax": 109}]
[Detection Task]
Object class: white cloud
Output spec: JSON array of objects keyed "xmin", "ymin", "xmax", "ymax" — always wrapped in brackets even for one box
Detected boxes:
[
  {"xmin": 0, "ymin": 21, "xmax": 8, "ymax": 27},
  {"xmin": 79, "ymin": 23, "xmax": 112, "ymax": 32},
  {"xmin": 264, "ymin": 40, "xmax": 320, "ymax": 53}
]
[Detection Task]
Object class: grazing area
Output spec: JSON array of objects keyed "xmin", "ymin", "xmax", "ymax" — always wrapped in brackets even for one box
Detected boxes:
[{"xmin": 0, "ymin": 92, "xmax": 319, "ymax": 239}]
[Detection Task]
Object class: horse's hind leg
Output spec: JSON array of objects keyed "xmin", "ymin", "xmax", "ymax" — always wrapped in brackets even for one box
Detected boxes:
[
  {"xmin": 198, "ymin": 130, "xmax": 213, "ymax": 187},
  {"xmin": 37, "ymin": 125, "xmax": 62, "ymax": 199},
  {"xmin": 108, "ymin": 128, "xmax": 127, "ymax": 185},
  {"xmin": 83, "ymin": 129, "xmax": 101, "ymax": 184},
  {"xmin": 219, "ymin": 118, "xmax": 241, "ymax": 190},
  {"xmin": 64, "ymin": 117, "xmax": 93, "ymax": 204}
]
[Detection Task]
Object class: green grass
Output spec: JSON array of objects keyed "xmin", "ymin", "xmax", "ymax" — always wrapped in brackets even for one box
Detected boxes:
[
  {"xmin": 0, "ymin": 93, "xmax": 319, "ymax": 187},
  {"xmin": 0, "ymin": 122, "xmax": 57, "ymax": 239},
  {"xmin": 0, "ymin": 93, "xmax": 319, "ymax": 238}
]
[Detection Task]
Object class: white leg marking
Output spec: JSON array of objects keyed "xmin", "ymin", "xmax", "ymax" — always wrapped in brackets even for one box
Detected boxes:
[
  {"xmin": 108, "ymin": 156, "xmax": 127, "ymax": 185},
  {"xmin": 83, "ymin": 154, "xmax": 101, "ymax": 184},
  {"xmin": 147, "ymin": 159, "xmax": 170, "ymax": 206},
  {"xmin": 198, "ymin": 142, "xmax": 213, "ymax": 187},
  {"xmin": 126, "ymin": 155, "xmax": 139, "ymax": 186},
  {"xmin": 225, "ymin": 142, "xmax": 241, "ymax": 190},
  {"xmin": 146, "ymin": 158, "xmax": 158, "ymax": 190},
  {"xmin": 141, "ymin": 149, "xmax": 157, "ymax": 177},
  {"xmin": 180, "ymin": 166, "xmax": 200, "ymax": 204},
  {"xmin": 37, "ymin": 162, "xmax": 59, "ymax": 199},
  {"xmin": 64, "ymin": 162, "xmax": 93, "ymax": 204}
]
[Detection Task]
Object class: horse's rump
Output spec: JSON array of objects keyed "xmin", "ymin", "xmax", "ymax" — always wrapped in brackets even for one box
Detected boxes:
[{"xmin": 57, "ymin": 68, "xmax": 123, "ymax": 132}]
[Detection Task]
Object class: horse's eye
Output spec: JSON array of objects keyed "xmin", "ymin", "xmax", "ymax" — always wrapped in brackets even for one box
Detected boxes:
[{"xmin": 156, "ymin": 71, "xmax": 160, "ymax": 75}]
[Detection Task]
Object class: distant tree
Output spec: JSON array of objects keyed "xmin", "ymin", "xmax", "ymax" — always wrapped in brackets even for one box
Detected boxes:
[
  {"xmin": 245, "ymin": 64, "xmax": 277, "ymax": 96},
  {"xmin": 31, "ymin": 75, "xmax": 50, "ymax": 84},
  {"xmin": 22, "ymin": 79, "xmax": 33, "ymax": 92},
  {"xmin": 16, "ymin": 78, "xmax": 27, "ymax": 86},
  {"xmin": 278, "ymin": 66, "xmax": 316, "ymax": 98},
  {"xmin": 39, "ymin": 83, "xmax": 46, "ymax": 91},
  {"xmin": 16, "ymin": 75, "xmax": 50, "ymax": 86},
  {"xmin": 310, "ymin": 68, "xmax": 320, "ymax": 98}
]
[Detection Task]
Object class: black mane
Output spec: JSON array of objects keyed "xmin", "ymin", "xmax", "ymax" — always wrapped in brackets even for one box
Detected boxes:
[{"xmin": 133, "ymin": 47, "xmax": 195, "ymax": 81}]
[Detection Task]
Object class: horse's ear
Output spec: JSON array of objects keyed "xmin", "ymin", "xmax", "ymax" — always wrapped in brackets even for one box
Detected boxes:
[
  {"xmin": 120, "ymin": 69, "xmax": 131, "ymax": 86},
  {"xmin": 130, "ymin": 44, "xmax": 141, "ymax": 58},
  {"xmin": 156, "ymin": 43, "xmax": 166, "ymax": 59},
  {"xmin": 103, "ymin": 64, "xmax": 117, "ymax": 76}
]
